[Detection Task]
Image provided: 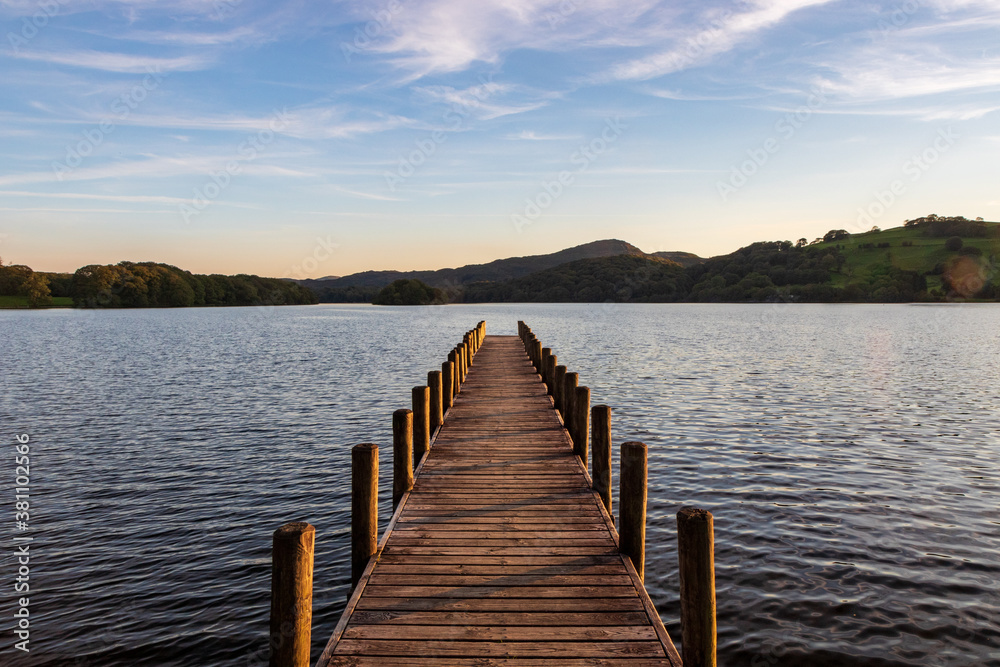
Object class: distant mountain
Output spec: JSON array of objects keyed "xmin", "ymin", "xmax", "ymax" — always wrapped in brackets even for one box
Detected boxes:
[
  {"xmin": 650, "ymin": 251, "xmax": 704, "ymax": 267},
  {"xmin": 461, "ymin": 254, "xmax": 686, "ymax": 303},
  {"xmin": 300, "ymin": 239, "xmax": 647, "ymax": 291}
]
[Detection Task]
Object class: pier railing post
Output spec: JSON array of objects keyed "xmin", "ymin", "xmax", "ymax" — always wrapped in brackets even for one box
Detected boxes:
[
  {"xmin": 553, "ymin": 365, "xmax": 567, "ymax": 414},
  {"xmin": 678, "ymin": 507, "xmax": 717, "ymax": 667},
  {"xmin": 351, "ymin": 443, "xmax": 378, "ymax": 590},
  {"xmin": 620, "ymin": 441, "xmax": 647, "ymax": 580},
  {"xmin": 412, "ymin": 386, "xmax": 430, "ymax": 466},
  {"xmin": 269, "ymin": 522, "xmax": 314, "ymax": 667},
  {"xmin": 428, "ymin": 371, "xmax": 443, "ymax": 435},
  {"xmin": 575, "ymin": 385, "xmax": 590, "ymax": 465},
  {"xmin": 441, "ymin": 361, "xmax": 454, "ymax": 411},
  {"xmin": 393, "ymin": 409, "xmax": 413, "ymax": 508},
  {"xmin": 592, "ymin": 405, "xmax": 612, "ymax": 518},
  {"xmin": 541, "ymin": 348, "xmax": 553, "ymax": 390},
  {"xmin": 448, "ymin": 350, "xmax": 460, "ymax": 396},
  {"xmin": 563, "ymin": 372, "xmax": 578, "ymax": 432},
  {"xmin": 532, "ymin": 340, "xmax": 542, "ymax": 373}
]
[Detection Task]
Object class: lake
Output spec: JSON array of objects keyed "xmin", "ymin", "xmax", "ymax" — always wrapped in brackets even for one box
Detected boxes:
[{"xmin": 2, "ymin": 303, "xmax": 998, "ymax": 666}]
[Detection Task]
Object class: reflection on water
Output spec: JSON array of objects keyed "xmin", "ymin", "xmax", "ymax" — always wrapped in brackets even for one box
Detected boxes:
[{"xmin": 1, "ymin": 303, "xmax": 998, "ymax": 666}]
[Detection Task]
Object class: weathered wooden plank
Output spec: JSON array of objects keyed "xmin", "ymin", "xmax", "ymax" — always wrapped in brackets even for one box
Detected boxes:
[
  {"xmin": 325, "ymin": 659, "xmax": 673, "ymax": 667},
  {"xmin": 396, "ymin": 516, "xmax": 605, "ymax": 524},
  {"xmin": 342, "ymin": 625, "xmax": 659, "ymax": 641},
  {"xmin": 376, "ymin": 554, "xmax": 623, "ymax": 566},
  {"xmin": 333, "ymin": 639, "xmax": 667, "ymax": 658},
  {"xmin": 347, "ymin": 610, "xmax": 652, "ymax": 626},
  {"xmin": 380, "ymin": 546, "xmax": 622, "ymax": 556},
  {"xmin": 361, "ymin": 585, "xmax": 638, "ymax": 598},
  {"xmin": 367, "ymin": 574, "xmax": 635, "ymax": 587},
  {"xmin": 353, "ymin": 597, "xmax": 648, "ymax": 612}
]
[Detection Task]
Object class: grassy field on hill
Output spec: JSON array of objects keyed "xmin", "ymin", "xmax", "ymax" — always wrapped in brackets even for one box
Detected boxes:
[{"xmin": 814, "ymin": 220, "xmax": 999, "ymax": 295}]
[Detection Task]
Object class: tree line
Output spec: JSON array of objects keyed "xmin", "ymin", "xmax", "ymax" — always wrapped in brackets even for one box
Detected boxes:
[{"xmin": 0, "ymin": 259, "xmax": 316, "ymax": 308}]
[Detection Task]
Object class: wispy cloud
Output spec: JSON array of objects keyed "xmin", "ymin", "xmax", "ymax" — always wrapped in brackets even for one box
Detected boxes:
[
  {"xmin": 0, "ymin": 190, "xmax": 188, "ymax": 204},
  {"xmin": 609, "ymin": 0, "xmax": 836, "ymax": 81},
  {"xmin": 413, "ymin": 82, "xmax": 552, "ymax": 120},
  {"xmin": 11, "ymin": 49, "xmax": 210, "ymax": 73},
  {"xmin": 506, "ymin": 130, "xmax": 578, "ymax": 140},
  {"xmin": 114, "ymin": 26, "xmax": 266, "ymax": 47}
]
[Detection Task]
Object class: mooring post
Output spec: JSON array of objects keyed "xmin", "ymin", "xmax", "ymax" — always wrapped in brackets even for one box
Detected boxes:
[
  {"xmin": 545, "ymin": 354, "xmax": 557, "ymax": 396},
  {"xmin": 428, "ymin": 371, "xmax": 443, "ymax": 435},
  {"xmin": 575, "ymin": 385, "xmax": 590, "ymax": 465},
  {"xmin": 269, "ymin": 522, "xmax": 314, "ymax": 667},
  {"xmin": 441, "ymin": 361, "xmax": 454, "ymax": 411},
  {"xmin": 351, "ymin": 443, "xmax": 378, "ymax": 590},
  {"xmin": 563, "ymin": 372, "xmax": 578, "ymax": 433},
  {"xmin": 541, "ymin": 348, "xmax": 553, "ymax": 389},
  {"xmin": 592, "ymin": 405, "xmax": 612, "ymax": 518},
  {"xmin": 448, "ymin": 350, "xmax": 460, "ymax": 395},
  {"xmin": 553, "ymin": 365, "xmax": 567, "ymax": 415},
  {"xmin": 620, "ymin": 441, "xmax": 647, "ymax": 580},
  {"xmin": 678, "ymin": 507, "xmax": 717, "ymax": 667},
  {"xmin": 393, "ymin": 409, "xmax": 413, "ymax": 508},
  {"xmin": 532, "ymin": 340, "xmax": 542, "ymax": 373},
  {"xmin": 411, "ymin": 387, "xmax": 430, "ymax": 466},
  {"xmin": 457, "ymin": 343, "xmax": 467, "ymax": 384}
]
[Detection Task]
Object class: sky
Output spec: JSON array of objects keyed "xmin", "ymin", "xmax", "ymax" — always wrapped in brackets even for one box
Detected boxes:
[{"xmin": 1, "ymin": 0, "xmax": 998, "ymax": 279}]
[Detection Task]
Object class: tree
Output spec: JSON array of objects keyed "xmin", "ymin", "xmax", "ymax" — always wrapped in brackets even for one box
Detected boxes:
[
  {"xmin": 372, "ymin": 279, "xmax": 445, "ymax": 305},
  {"xmin": 795, "ymin": 238, "xmax": 808, "ymax": 248},
  {"xmin": 823, "ymin": 229, "xmax": 850, "ymax": 242},
  {"xmin": 945, "ymin": 236, "xmax": 963, "ymax": 251},
  {"xmin": 870, "ymin": 226, "xmax": 881, "ymax": 233},
  {"xmin": 24, "ymin": 273, "xmax": 52, "ymax": 307}
]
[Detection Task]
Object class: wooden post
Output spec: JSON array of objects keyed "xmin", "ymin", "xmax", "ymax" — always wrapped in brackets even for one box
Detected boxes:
[
  {"xmin": 448, "ymin": 350, "xmax": 459, "ymax": 395},
  {"xmin": 532, "ymin": 340, "xmax": 542, "ymax": 373},
  {"xmin": 620, "ymin": 441, "xmax": 647, "ymax": 580},
  {"xmin": 457, "ymin": 344, "xmax": 467, "ymax": 383},
  {"xmin": 411, "ymin": 386, "xmax": 430, "ymax": 467},
  {"xmin": 541, "ymin": 348, "xmax": 553, "ymax": 388},
  {"xmin": 428, "ymin": 371, "xmax": 443, "ymax": 435},
  {"xmin": 575, "ymin": 385, "xmax": 590, "ymax": 465},
  {"xmin": 543, "ymin": 353, "xmax": 556, "ymax": 396},
  {"xmin": 563, "ymin": 372, "xmax": 578, "ymax": 431},
  {"xmin": 392, "ymin": 410, "xmax": 412, "ymax": 509},
  {"xmin": 592, "ymin": 405, "xmax": 612, "ymax": 518},
  {"xmin": 553, "ymin": 365, "xmax": 567, "ymax": 414},
  {"xmin": 441, "ymin": 361, "xmax": 454, "ymax": 411},
  {"xmin": 269, "ymin": 522, "xmax": 314, "ymax": 667},
  {"xmin": 351, "ymin": 443, "xmax": 378, "ymax": 590},
  {"xmin": 678, "ymin": 507, "xmax": 717, "ymax": 667}
]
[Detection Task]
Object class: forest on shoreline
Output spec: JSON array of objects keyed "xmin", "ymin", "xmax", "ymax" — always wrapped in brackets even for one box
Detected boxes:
[{"xmin": 0, "ymin": 260, "xmax": 316, "ymax": 309}]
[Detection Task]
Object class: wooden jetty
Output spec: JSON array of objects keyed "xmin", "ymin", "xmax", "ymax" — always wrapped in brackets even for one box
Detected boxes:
[{"xmin": 268, "ymin": 322, "xmax": 716, "ymax": 667}]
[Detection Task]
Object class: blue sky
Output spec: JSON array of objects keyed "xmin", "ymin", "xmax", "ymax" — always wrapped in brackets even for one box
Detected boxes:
[{"xmin": 1, "ymin": 0, "xmax": 998, "ymax": 278}]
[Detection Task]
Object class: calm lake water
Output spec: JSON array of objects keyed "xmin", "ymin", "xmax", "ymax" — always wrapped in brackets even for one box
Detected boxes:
[{"xmin": 2, "ymin": 303, "xmax": 998, "ymax": 666}]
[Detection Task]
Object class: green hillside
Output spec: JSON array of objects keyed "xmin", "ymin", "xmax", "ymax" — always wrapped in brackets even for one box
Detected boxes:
[
  {"xmin": 461, "ymin": 254, "xmax": 686, "ymax": 302},
  {"xmin": 812, "ymin": 216, "xmax": 999, "ymax": 299}
]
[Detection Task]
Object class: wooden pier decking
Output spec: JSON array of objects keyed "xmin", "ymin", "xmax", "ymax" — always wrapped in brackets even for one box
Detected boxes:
[{"xmin": 316, "ymin": 335, "xmax": 682, "ymax": 666}]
